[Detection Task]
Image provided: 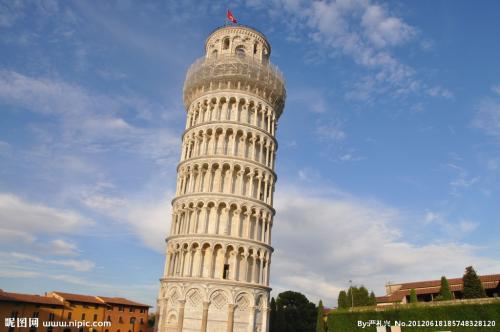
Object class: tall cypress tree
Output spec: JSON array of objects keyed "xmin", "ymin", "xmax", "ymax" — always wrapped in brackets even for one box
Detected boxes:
[
  {"xmin": 463, "ymin": 266, "xmax": 486, "ymax": 299},
  {"xmin": 358, "ymin": 286, "xmax": 370, "ymax": 306},
  {"xmin": 439, "ymin": 276, "xmax": 453, "ymax": 300},
  {"xmin": 409, "ymin": 289, "xmax": 417, "ymax": 303},
  {"xmin": 315, "ymin": 300, "xmax": 326, "ymax": 332},
  {"xmin": 368, "ymin": 291, "xmax": 376, "ymax": 306},
  {"xmin": 270, "ymin": 297, "xmax": 277, "ymax": 331},
  {"xmin": 338, "ymin": 291, "xmax": 348, "ymax": 309}
]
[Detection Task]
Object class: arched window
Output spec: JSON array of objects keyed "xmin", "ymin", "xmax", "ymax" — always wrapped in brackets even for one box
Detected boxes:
[
  {"xmin": 223, "ymin": 37, "xmax": 230, "ymax": 50},
  {"xmin": 235, "ymin": 46, "xmax": 245, "ymax": 57},
  {"xmin": 212, "ymin": 49, "xmax": 218, "ymax": 58},
  {"xmin": 253, "ymin": 43, "xmax": 258, "ymax": 54}
]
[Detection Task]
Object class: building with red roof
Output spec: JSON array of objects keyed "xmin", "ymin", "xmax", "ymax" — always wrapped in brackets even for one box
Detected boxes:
[{"xmin": 376, "ymin": 273, "xmax": 500, "ymax": 305}]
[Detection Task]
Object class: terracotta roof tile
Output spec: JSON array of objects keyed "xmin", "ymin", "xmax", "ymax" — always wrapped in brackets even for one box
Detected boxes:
[
  {"xmin": 377, "ymin": 273, "xmax": 500, "ymax": 303},
  {"xmin": 98, "ymin": 296, "xmax": 150, "ymax": 308},
  {"xmin": 51, "ymin": 292, "xmax": 104, "ymax": 305},
  {"xmin": 0, "ymin": 290, "xmax": 64, "ymax": 306},
  {"xmin": 398, "ymin": 274, "xmax": 500, "ymax": 290}
]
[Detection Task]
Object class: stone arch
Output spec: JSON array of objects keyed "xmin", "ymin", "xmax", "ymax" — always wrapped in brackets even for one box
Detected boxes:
[{"xmin": 184, "ymin": 287, "xmax": 204, "ymax": 308}]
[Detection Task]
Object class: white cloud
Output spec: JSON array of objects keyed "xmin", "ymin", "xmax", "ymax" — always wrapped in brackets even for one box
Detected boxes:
[
  {"xmin": 0, "ymin": 70, "xmax": 180, "ymax": 164},
  {"xmin": 82, "ymin": 191, "xmax": 171, "ymax": 252},
  {"xmin": 258, "ymin": 0, "xmax": 453, "ymax": 102},
  {"xmin": 270, "ymin": 186, "xmax": 498, "ymax": 306},
  {"xmin": 473, "ymin": 99, "xmax": 500, "ymax": 136},
  {"xmin": 0, "ymin": 252, "xmax": 95, "ymax": 272},
  {"xmin": 0, "ymin": 1, "xmax": 25, "ymax": 27},
  {"xmin": 316, "ymin": 121, "xmax": 346, "ymax": 141},
  {"xmin": 361, "ymin": 4, "xmax": 416, "ymax": 48},
  {"xmin": 49, "ymin": 239, "xmax": 80, "ymax": 256},
  {"xmin": 0, "ymin": 193, "xmax": 92, "ymax": 239},
  {"xmin": 491, "ymin": 85, "xmax": 500, "ymax": 95},
  {"xmin": 427, "ymin": 86, "xmax": 454, "ymax": 99},
  {"xmin": 421, "ymin": 211, "xmax": 479, "ymax": 240}
]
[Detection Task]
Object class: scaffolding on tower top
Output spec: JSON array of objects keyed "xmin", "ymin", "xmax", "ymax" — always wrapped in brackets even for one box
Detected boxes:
[{"xmin": 183, "ymin": 54, "xmax": 286, "ymax": 117}]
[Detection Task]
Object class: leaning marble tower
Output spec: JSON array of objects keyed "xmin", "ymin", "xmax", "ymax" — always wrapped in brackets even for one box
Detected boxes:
[{"xmin": 156, "ymin": 24, "xmax": 285, "ymax": 332}]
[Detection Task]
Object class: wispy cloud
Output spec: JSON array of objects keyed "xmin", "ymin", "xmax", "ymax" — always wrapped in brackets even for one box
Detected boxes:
[
  {"xmin": 316, "ymin": 120, "xmax": 346, "ymax": 141},
  {"xmin": 0, "ymin": 193, "xmax": 92, "ymax": 241},
  {"xmin": 0, "ymin": 252, "xmax": 95, "ymax": 272},
  {"xmin": 81, "ymin": 190, "xmax": 171, "ymax": 252},
  {"xmin": 473, "ymin": 98, "xmax": 500, "ymax": 137},
  {"xmin": 491, "ymin": 85, "xmax": 500, "ymax": 96},
  {"xmin": 446, "ymin": 163, "xmax": 479, "ymax": 196},
  {"xmin": 254, "ymin": 0, "xmax": 452, "ymax": 103},
  {"xmin": 0, "ymin": 70, "xmax": 180, "ymax": 164},
  {"xmin": 271, "ymin": 185, "xmax": 498, "ymax": 305}
]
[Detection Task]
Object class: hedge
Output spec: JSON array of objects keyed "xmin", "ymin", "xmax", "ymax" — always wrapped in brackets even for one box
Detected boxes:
[{"xmin": 327, "ymin": 302, "xmax": 500, "ymax": 332}]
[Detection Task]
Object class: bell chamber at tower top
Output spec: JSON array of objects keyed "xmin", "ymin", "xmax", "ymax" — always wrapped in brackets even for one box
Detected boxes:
[{"xmin": 183, "ymin": 25, "xmax": 286, "ymax": 119}]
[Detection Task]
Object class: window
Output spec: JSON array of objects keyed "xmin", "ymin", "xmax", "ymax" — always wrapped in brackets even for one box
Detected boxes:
[
  {"xmin": 140, "ymin": 309, "xmax": 144, "ymax": 313},
  {"xmin": 67, "ymin": 312, "xmax": 72, "ymax": 320},
  {"xmin": 93, "ymin": 314, "xmax": 97, "ymax": 321},
  {"xmin": 48, "ymin": 313, "xmax": 55, "ymax": 321},
  {"xmin": 212, "ymin": 50, "xmax": 218, "ymax": 58},
  {"xmin": 140, "ymin": 318, "xmax": 144, "ymax": 324},
  {"xmin": 130, "ymin": 317, "xmax": 136, "ymax": 324},
  {"xmin": 222, "ymin": 37, "xmax": 230, "ymax": 50},
  {"xmin": 129, "ymin": 308, "xmax": 135, "ymax": 312},
  {"xmin": 83, "ymin": 305, "xmax": 89, "ymax": 309},
  {"xmin": 119, "ymin": 306, "xmax": 124, "ymax": 312},
  {"xmin": 119, "ymin": 317, "xmax": 123, "ymax": 324},
  {"xmin": 33, "ymin": 312, "xmax": 39, "ymax": 318},
  {"xmin": 81, "ymin": 313, "xmax": 85, "ymax": 320},
  {"xmin": 235, "ymin": 46, "xmax": 245, "ymax": 57},
  {"xmin": 107, "ymin": 316, "xmax": 111, "ymax": 322},
  {"xmin": 253, "ymin": 43, "xmax": 258, "ymax": 54},
  {"xmin": 223, "ymin": 264, "xmax": 230, "ymax": 279}
]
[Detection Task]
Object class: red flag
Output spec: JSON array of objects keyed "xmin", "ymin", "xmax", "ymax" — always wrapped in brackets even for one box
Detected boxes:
[{"xmin": 227, "ymin": 10, "xmax": 237, "ymax": 24}]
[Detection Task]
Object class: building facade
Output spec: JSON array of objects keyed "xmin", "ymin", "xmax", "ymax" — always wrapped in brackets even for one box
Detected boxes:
[
  {"xmin": 376, "ymin": 273, "xmax": 500, "ymax": 305},
  {"xmin": 0, "ymin": 290, "xmax": 149, "ymax": 332},
  {"xmin": 156, "ymin": 24, "xmax": 286, "ymax": 332}
]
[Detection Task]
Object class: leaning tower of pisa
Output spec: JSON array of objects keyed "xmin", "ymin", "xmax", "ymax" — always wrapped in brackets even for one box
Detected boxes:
[{"xmin": 156, "ymin": 24, "xmax": 286, "ymax": 332}]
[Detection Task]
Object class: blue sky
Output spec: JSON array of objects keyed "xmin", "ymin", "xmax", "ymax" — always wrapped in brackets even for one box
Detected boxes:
[{"xmin": 1, "ymin": 0, "xmax": 500, "ymax": 307}]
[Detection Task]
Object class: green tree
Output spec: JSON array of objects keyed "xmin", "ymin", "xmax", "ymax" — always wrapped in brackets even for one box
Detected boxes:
[
  {"xmin": 409, "ymin": 288, "xmax": 417, "ymax": 303},
  {"xmin": 272, "ymin": 291, "xmax": 317, "ymax": 332},
  {"xmin": 147, "ymin": 313, "xmax": 156, "ymax": 327},
  {"xmin": 358, "ymin": 286, "xmax": 370, "ymax": 306},
  {"xmin": 463, "ymin": 266, "xmax": 486, "ymax": 299},
  {"xmin": 316, "ymin": 300, "xmax": 326, "ymax": 332},
  {"xmin": 270, "ymin": 297, "xmax": 277, "ymax": 331},
  {"xmin": 368, "ymin": 291, "xmax": 376, "ymax": 306},
  {"xmin": 439, "ymin": 276, "xmax": 453, "ymax": 300},
  {"xmin": 337, "ymin": 291, "xmax": 348, "ymax": 309},
  {"xmin": 346, "ymin": 285, "xmax": 371, "ymax": 307}
]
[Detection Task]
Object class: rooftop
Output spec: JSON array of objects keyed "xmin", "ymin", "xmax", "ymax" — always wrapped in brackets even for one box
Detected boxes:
[
  {"xmin": 377, "ymin": 273, "xmax": 500, "ymax": 303},
  {"xmin": 97, "ymin": 296, "xmax": 150, "ymax": 308},
  {"xmin": 0, "ymin": 289, "xmax": 63, "ymax": 306}
]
